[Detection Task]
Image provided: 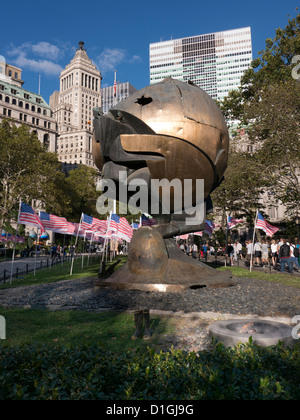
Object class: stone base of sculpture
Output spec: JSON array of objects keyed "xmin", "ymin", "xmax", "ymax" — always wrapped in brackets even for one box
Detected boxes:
[{"xmin": 95, "ymin": 227, "xmax": 236, "ymax": 293}]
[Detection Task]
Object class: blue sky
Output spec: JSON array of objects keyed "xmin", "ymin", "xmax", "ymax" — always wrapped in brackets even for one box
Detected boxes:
[{"xmin": 1, "ymin": 0, "xmax": 298, "ymax": 103}]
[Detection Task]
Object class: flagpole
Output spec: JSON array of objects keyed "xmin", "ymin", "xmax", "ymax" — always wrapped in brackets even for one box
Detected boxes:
[
  {"xmin": 70, "ymin": 213, "xmax": 83, "ymax": 275},
  {"xmin": 34, "ymin": 227, "xmax": 39, "ymax": 277},
  {"xmin": 81, "ymin": 230, "xmax": 86, "ymax": 270},
  {"xmin": 10, "ymin": 199, "xmax": 22, "ymax": 284},
  {"xmin": 225, "ymin": 213, "xmax": 228, "ymax": 267},
  {"xmin": 102, "ymin": 213, "xmax": 111, "ymax": 263},
  {"xmin": 250, "ymin": 210, "xmax": 258, "ymax": 272},
  {"xmin": 87, "ymin": 233, "xmax": 93, "ymax": 266}
]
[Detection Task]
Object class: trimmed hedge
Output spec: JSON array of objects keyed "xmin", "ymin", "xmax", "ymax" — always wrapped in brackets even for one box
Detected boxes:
[{"xmin": 0, "ymin": 341, "xmax": 299, "ymax": 400}]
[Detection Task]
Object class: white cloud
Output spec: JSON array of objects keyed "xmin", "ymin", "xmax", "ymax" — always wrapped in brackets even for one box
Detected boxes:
[
  {"xmin": 13, "ymin": 53, "xmax": 63, "ymax": 76},
  {"xmin": 31, "ymin": 42, "xmax": 61, "ymax": 60},
  {"xmin": 97, "ymin": 48, "xmax": 126, "ymax": 73},
  {"xmin": 7, "ymin": 42, "xmax": 64, "ymax": 76},
  {"xmin": 97, "ymin": 48, "xmax": 142, "ymax": 74}
]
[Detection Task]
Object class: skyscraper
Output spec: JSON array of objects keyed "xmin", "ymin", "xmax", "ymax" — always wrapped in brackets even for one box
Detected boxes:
[
  {"xmin": 50, "ymin": 41, "xmax": 102, "ymax": 170},
  {"xmin": 149, "ymin": 27, "xmax": 252, "ymax": 101},
  {"xmin": 101, "ymin": 80, "xmax": 137, "ymax": 114}
]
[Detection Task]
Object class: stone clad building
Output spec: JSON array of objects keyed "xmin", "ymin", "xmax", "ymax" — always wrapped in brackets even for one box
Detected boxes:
[
  {"xmin": 50, "ymin": 42, "xmax": 102, "ymax": 171},
  {"xmin": 0, "ymin": 55, "xmax": 57, "ymax": 152}
]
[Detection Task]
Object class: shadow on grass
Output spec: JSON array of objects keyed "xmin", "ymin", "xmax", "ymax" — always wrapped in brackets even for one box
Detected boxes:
[{"xmin": 0, "ymin": 307, "xmax": 171, "ymax": 354}]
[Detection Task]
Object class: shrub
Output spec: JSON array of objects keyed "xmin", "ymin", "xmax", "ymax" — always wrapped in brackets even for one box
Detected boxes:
[{"xmin": 0, "ymin": 341, "xmax": 299, "ymax": 400}]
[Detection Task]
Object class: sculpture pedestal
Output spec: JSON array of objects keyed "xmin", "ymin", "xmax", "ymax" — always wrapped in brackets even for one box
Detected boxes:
[{"xmin": 95, "ymin": 227, "xmax": 236, "ymax": 293}]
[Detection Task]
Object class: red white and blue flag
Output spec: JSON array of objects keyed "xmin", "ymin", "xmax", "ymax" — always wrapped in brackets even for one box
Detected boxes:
[
  {"xmin": 227, "ymin": 216, "xmax": 243, "ymax": 230},
  {"xmin": 255, "ymin": 211, "xmax": 279, "ymax": 237},
  {"xmin": 141, "ymin": 214, "xmax": 157, "ymax": 226},
  {"xmin": 39, "ymin": 212, "xmax": 70, "ymax": 233},
  {"xmin": 19, "ymin": 202, "xmax": 45, "ymax": 233},
  {"xmin": 109, "ymin": 213, "xmax": 120, "ymax": 232},
  {"xmin": 204, "ymin": 220, "xmax": 215, "ymax": 237},
  {"xmin": 117, "ymin": 217, "xmax": 133, "ymax": 242},
  {"xmin": 81, "ymin": 214, "xmax": 94, "ymax": 231}
]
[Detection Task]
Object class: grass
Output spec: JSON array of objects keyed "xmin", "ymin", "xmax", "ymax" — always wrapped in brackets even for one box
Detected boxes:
[
  {"xmin": 0, "ymin": 307, "xmax": 173, "ymax": 353},
  {"xmin": 0, "ymin": 255, "xmax": 128, "ymax": 289},
  {"xmin": 213, "ymin": 265, "xmax": 300, "ymax": 289},
  {"xmin": 0, "ymin": 255, "xmax": 299, "ymax": 353}
]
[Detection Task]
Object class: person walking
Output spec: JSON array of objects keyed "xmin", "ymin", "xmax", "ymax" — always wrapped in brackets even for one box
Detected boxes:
[
  {"xmin": 236, "ymin": 240, "xmax": 243, "ymax": 260},
  {"xmin": 245, "ymin": 240, "xmax": 253, "ymax": 266},
  {"xmin": 225, "ymin": 242, "xmax": 234, "ymax": 266},
  {"xmin": 253, "ymin": 241, "xmax": 262, "ymax": 266},
  {"xmin": 279, "ymin": 239, "xmax": 292, "ymax": 273},
  {"xmin": 261, "ymin": 240, "xmax": 269, "ymax": 266},
  {"xmin": 271, "ymin": 239, "xmax": 278, "ymax": 268},
  {"xmin": 290, "ymin": 241, "xmax": 300, "ymax": 272},
  {"xmin": 192, "ymin": 243, "xmax": 198, "ymax": 259}
]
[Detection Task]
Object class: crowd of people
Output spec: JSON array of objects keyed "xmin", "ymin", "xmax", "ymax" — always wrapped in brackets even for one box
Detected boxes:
[
  {"xmin": 243, "ymin": 238, "xmax": 300, "ymax": 273},
  {"xmin": 179, "ymin": 237, "xmax": 300, "ymax": 273}
]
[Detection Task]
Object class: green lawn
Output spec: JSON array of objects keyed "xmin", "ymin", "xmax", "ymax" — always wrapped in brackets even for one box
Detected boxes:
[
  {"xmin": 215, "ymin": 265, "xmax": 300, "ymax": 289},
  {"xmin": 0, "ymin": 307, "xmax": 172, "ymax": 353},
  {"xmin": 0, "ymin": 255, "xmax": 299, "ymax": 352},
  {"xmin": 0, "ymin": 255, "xmax": 128, "ymax": 289}
]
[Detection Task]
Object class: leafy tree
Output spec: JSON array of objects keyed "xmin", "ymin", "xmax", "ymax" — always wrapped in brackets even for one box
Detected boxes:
[
  {"xmin": 216, "ymin": 11, "xmax": 300, "ymax": 215},
  {"xmin": 218, "ymin": 11, "xmax": 300, "ymax": 121},
  {"xmin": 62, "ymin": 165, "xmax": 100, "ymax": 222},
  {"xmin": 211, "ymin": 150, "xmax": 267, "ymax": 224},
  {"xmin": 244, "ymin": 79, "xmax": 300, "ymax": 212},
  {"xmin": 0, "ymin": 119, "xmax": 63, "ymax": 231}
]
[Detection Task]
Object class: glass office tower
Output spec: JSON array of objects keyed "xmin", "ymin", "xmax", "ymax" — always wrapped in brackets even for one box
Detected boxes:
[{"xmin": 149, "ymin": 27, "xmax": 252, "ymax": 101}]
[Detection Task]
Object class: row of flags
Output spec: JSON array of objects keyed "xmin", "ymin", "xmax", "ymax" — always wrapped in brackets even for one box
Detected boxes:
[
  {"xmin": 16, "ymin": 202, "xmax": 160, "ymax": 244},
  {"xmin": 178, "ymin": 212, "xmax": 279, "ymax": 239},
  {"xmin": 0, "ymin": 233, "xmax": 25, "ymax": 244},
  {"xmin": 10, "ymin": 202, "xmax": 280, "ymax": 244}
]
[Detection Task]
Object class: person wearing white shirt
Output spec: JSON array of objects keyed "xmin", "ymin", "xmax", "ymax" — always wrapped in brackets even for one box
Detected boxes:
[
  {"xmin": 246, "ymin": 240, "xmax": 253, "ymax": 266},
  {"xmin": 271, "ymin": 239, "xmax": 278, "ymax": 267}
]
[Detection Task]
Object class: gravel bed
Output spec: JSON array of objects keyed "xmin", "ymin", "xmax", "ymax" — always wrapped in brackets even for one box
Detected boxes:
[{"xmin": 0, "ymin": 276, "xmax": 299, "ymax": 318}]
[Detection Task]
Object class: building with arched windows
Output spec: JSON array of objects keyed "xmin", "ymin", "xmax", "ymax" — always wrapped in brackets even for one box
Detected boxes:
[{"xmin": 0, "ymin": 56, "xmax": 57, "ymax": 152}]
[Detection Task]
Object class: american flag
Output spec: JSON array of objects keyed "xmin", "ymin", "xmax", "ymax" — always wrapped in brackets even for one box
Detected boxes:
[
  {"xmin": 255, "ymin": 211, "xmax": 279, "ymax": 237},
  {"xmin": 204, "ymin": 220, "xmax": 215, "ymax": 237},
  {"xmin": 91, "ymin": 217, "xmax": 108, "ymax": 234},
  {"xmin": 109, "ymin": 213, "xmax": 120, "ymax": 232},
  {"xmin": 81, "ymin": 213, "xmax": 94, "ymax": 231},
  {"xmin": 117, "ymin": 217, "xmax": 133, "ymax": 241},
  {"xmin": 19, "ymin": 202, "xmax": 45, "ymax": 233},
  {"xmin": 227, "ymin": 216, "xmax": 243, "ymax": 230},
  {"xmin": 132, "ymin": 222, "xmax": 140, "ymax": 230},
  {"xmin": 40, "ymin": 212, "xmax": 70, "ymax": 233},
  {"xmin": 15, "ymin": 236, "xmax": 26, "ymax": 243},
  {"xmin": 141, "ymin": 214, "xmax": 157, "ymax": 226}
]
